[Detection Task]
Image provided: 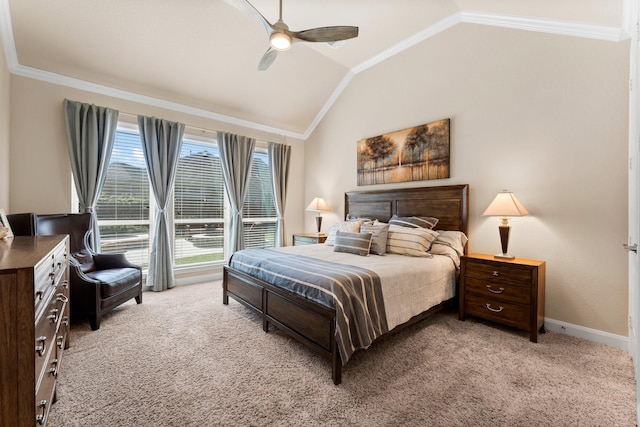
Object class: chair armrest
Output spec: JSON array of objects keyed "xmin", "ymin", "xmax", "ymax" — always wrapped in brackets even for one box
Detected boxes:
[
  {"xmin": 68, "ymin": 259, "xmax": 101, "ymax": 285},
  {"xmin": 93, "ymin": 253, "xmax": 141, "ymax": 270}
]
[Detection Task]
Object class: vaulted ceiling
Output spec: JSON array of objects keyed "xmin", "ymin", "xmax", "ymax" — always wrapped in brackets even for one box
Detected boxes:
[{"xmin": 1, "ymin": 0, "xmax": 629, "ymax": 139}]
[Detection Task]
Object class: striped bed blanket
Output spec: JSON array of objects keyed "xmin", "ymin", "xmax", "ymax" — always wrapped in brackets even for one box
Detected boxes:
[{"xmin": 229, "ymin": 248, "xmax": 389, "ymax": 364}]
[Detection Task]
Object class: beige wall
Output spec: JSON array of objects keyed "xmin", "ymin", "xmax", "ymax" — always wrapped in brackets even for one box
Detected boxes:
[
  {"xmin": 8, "ymin": 76, "xmax": 306, "ymax": 246},
  {"xmin": 305, "ymin": 24, "xmax": 630, "ymax": 336},
  {"xmin": 0, "ymin": 39, "xmax": 9, "ymax": 210}
]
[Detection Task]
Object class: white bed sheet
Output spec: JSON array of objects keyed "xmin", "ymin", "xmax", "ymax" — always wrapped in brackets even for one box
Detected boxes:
[{"xmin": 273, "ymin": 244, "xmax": 457, "ymax": 331}]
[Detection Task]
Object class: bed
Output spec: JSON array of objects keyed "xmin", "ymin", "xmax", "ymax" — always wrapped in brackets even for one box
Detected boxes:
[{"xmin": 222, "ymin": 184, "xmax": 469, "ymax": 384}]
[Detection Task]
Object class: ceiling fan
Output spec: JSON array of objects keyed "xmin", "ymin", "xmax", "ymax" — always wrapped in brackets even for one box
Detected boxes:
[{"xmin": 226, "ymin": 0, "xmax": 359, "ymax": 71}]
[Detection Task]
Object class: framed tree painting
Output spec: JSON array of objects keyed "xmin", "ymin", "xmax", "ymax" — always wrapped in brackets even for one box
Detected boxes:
[{"xmin": 357, "ymin": 118, "xmax": 450, "ymax": 186}]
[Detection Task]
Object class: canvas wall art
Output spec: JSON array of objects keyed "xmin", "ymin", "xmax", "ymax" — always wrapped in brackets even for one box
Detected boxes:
[{"xmin": 357, "ymin": 118, "xmax": 450, "ymax": 186}]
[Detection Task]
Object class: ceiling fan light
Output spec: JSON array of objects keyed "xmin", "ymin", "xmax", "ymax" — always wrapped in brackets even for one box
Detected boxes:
[{"xmin": 270, "ymin": 32, "xmax": 291, "ymax": 51}]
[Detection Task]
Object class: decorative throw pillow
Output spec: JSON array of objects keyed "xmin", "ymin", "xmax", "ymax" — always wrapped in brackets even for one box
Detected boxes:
[
  {"xmin": 324, "ymin": 219, "xmax": 365, "ymax": 246},
  {"xmin": 430, "ymin": 230, "xmax": 468, "ymax": 256},
  {"xmin": 389, "ymin": 214, "xmax": 439, "ymax": 229},
  {"xmin": 360, "ymin": 222, "xmax": 389, "ymax": 255},
  {"xmin": 386, "ymin": 224, "xmax": 438, "ymax": 257},
  {"xmin": 333, "ymin": 231, "xmax": 372, "ymax": 256}
]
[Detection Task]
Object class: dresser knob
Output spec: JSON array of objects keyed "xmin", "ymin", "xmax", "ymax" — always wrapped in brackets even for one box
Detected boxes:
[
  {"xmin": 485, "ymin": 303, "xmax": 504, "ymax": 313},
  {"xmin": 492, "ymin": 271, "xmax": 499, "ymax": 277},
  {"xmin": 486, "ymin": 285, "xmax": 505, "ymax": 294}
]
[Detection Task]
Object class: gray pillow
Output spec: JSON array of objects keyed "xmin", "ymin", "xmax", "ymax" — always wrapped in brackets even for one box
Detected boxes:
[
  {"xmin": 389, "ymin": 215, "xmax": 439, "ymax": 229},
  {"xmin": 333, "ymin": 231, "xmax": 372, "ymax": 256},
  {"xmin": 360, "ymin": 222, "xmax": 389, "ymax": 255}
]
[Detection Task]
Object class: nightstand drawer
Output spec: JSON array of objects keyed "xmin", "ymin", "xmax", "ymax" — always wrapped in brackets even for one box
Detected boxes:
[
  {"xmin": 465, "ymin": 262, "xmax": 532, "ymax": 285},
  {"xmin": 464, "ymin": 294, "xmax": 531, "ymax": 330},
  {"xmin": 464, "ymin": 277, "xmax": 531, "ymax": 305},
  {"xmin": 292, "ymin": 233, "xmax": 327, "ymax": 246}
]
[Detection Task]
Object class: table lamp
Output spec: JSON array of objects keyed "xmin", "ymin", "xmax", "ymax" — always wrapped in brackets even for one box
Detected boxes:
[
  {"xmin": 305, "ymin": 197, "xmax": 331, "ymax": 233},
  {"xmin": 482, "ymin": 190, "xmax": 529, "ymax": 259}
]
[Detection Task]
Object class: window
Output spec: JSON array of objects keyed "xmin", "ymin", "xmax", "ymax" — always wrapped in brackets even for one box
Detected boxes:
[
  {"xmin": 173, "ymin": 138, "xmax": 225, "ymax": 265},
  {"xmin": 96, "ymin": 128, "xmax": 150, "ymax": 267},
  {"xmin": 243, "ymin": 151, "xmax": 277, "ymax": 249},
  {"xmin": 95, "ymin": 127, "xmax": 277, "ymax": 270}
]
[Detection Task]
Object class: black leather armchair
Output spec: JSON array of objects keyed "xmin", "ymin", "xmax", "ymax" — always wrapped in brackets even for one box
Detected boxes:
[{"xmin": 36, "ymin": 213, "xmax": 143, "ymax": 330}]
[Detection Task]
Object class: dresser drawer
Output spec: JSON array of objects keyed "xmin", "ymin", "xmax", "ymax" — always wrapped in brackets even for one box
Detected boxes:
[
  {"xmin": 34, "ymin": 357, "xmax": 57, "ymax": 427},
  {"xmin": 465, "ymin": 261, "xmax": 532, "ymax": 285},
  {"xmin": 464, "ymin": 276, "xmax": 531, "ymax": 305},
  {"xmin": 464, "ymin": 293, "xmax": 531, "ymax": 331},
  {"xmin": 34, "ymin": 240, "xmax": 68, "ymax": 317}
]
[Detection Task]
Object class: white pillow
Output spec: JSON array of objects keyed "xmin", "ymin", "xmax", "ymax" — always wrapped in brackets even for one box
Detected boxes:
[
  {"xmin": 386, "ymin": 224, "xmax": 438, "ymax": 257},
  {"xmin": 431, "ymin": 231, "xmax": 468, "ymax": 256},
  {"xmin": 324, "ymin": 219, "xmax": 365, "ymax": 246}
]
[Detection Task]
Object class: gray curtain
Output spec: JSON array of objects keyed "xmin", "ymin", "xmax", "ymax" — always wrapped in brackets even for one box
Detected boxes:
[
  {"xmin": 268, "ymin": 142, "xmax": 291, "ymax": 247},
  {"xmin": 138, "ymin": 115, "xmax": 184, "ymax": 292},
  {"xmin": 63, "ymin": 99, "xmax": 119, "ymax": 252},
  {"xmin": 217, "ymin": 132, "xmax": 255, "ymax": 254}
]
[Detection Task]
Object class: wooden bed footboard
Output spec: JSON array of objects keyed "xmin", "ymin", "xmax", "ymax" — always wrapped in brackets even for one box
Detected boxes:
[{"xmin": 223, "ymin": 266, "xmax": 343, "ymax": 384}]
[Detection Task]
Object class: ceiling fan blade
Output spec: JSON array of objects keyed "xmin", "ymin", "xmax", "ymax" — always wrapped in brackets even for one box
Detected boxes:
[
  {"xmin": 258, "ymin": 48, "xmax": 278, "ymax": 71},
  {"xmin": 225, "ymin": 0, "xmax": 274, "ymax": 35},
  {"xmin": 291, "ymin": 26, "xmax": 359, "ymax": 43}
]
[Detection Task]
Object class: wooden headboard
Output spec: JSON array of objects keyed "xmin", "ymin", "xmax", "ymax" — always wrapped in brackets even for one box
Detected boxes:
[{"xmin": 344, "ymin": 184, "xmax": 469, "ymax": 235}]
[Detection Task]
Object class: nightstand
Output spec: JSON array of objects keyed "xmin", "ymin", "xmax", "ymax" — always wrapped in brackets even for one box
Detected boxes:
[
  {"xmin": 292, "ymin": 232, "xmax": 327, "ymax": 246},
  {"xmin": 458, "ymin": 253, "xmax": 546, "ymax": 343}
]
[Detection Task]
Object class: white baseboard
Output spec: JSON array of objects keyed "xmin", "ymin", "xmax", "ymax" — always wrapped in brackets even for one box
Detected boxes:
[{"xmin": 545, "ymin": 317, "xmax": 628, "ymax": 352}]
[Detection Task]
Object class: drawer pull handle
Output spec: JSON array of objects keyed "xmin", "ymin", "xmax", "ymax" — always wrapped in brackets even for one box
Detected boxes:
[
  {"xmin": 486, "ymin": 303, "xmax": 504, "ymax": 313},
  {"xmin": 47, "ymin": 309, "xmax": 59, "ymax": 323},
  {"xmin": 56, "ymin": 293, "xmax": 69, "ymax": 303},
  {"xmin": 36, "ymin": 399, "xmax": 47, "ymax": 425},
  {"xmin": 492, "ymin": 271, "xmax": 499, "ymax": 277},
  {"xmin": 57, "ymin": 335, "xmax": 65, "ymax": 349},
  {"xmin": 486, "ymin": 285, "xmax": 505, "ymax": 294},
  {"xmin": 62, "ymin": 280, "xmax": 69, "ymax": 289},
  {"xmin": 35, "ymin": 290, "xmax": 44, "ymax": 301},
  {"xmin": 49, "ymin": 358, "xmax": 59, "ymax": 377},
  {"xmin": 35, "ymin": 336, "xmax": 47, "ymax": 356},
  {"xmin": 62, "ymin": 316, "xmax": 69, "ymax": 326}
]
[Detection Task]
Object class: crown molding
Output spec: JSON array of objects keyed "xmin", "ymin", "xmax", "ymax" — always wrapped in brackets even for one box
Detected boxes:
[
  {"xmin": 461, "ymin": 10, "xmax": 629, "ymax": 42},
  {"xmin": 0, "ymin": 0, "xmax": 630, "ymax": 141}
]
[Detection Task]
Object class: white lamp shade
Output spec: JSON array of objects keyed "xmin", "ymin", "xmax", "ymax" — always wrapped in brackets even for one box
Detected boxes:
[
  {"xmin": 483, "ymin": 191, "xmax": 529, "ymax": 217},
  {"xmin": 305, "ymin": 197, "xmax": 331, "ymax": 213}
]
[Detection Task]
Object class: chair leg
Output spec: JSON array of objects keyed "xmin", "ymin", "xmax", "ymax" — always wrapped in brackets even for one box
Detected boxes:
[
  {"xmin": 135, "ymin": 291, "xmax": 142, "ymax": 304},
  {"xmin": 89, "ymin": 315, "xmax": 100, "ymax": 331}
]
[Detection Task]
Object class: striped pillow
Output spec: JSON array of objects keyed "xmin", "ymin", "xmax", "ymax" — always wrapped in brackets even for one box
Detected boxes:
[
  {"xmin": 360, "ymin": 222, "xmax": 389, "ymax": 255},
  {"xmin": 333, "ymin": 231, "xmax": 372, "ymax": 256},
  {"xmin": 386, "ymin": 224, "xmax": 438, "ymax": 257},
  {"xmin": 389, "ymin": 215, "xmax": 438, "ymax": 229}
]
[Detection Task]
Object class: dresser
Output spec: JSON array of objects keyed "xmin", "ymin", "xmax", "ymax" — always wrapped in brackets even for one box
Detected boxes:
[
  {"xmin": 458, "ymin": 253, "xmax": 545, "ymax": 342},
  {"xmin": 0, "ymin": 235, "xmax": 70, "ymax": 427},
  {"xmin": 292, "ymin": 232, "xmax": 327, "ymax": 246}
]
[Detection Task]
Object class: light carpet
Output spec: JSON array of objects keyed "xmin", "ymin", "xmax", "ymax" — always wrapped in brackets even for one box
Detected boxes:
[{"xmin": 48, "ymin": 281, "xmax": 637, "ymax": 426}]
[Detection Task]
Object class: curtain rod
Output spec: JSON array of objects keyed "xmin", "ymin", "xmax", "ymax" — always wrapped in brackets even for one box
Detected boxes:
[
  {"xmin": 117, "ymin": 111, "xmax": 286, "ymax": 143},
  {"xmin": 118, "ymin": 111, "xmax": 214, "ymax": 135}
]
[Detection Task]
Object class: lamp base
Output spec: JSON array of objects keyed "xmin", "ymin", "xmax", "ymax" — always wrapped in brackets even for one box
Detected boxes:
[
  {"xmin": 494, "ymin": 253, "xmax": 515, "ymax": 260},
  {"xmin": 315, "ymin": 215, "xmax": 323, "ymax": 233}
]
